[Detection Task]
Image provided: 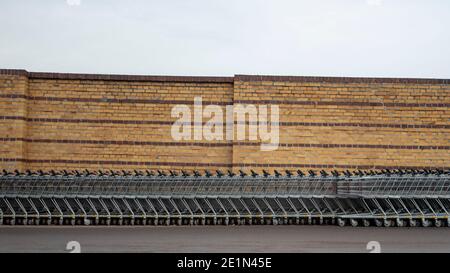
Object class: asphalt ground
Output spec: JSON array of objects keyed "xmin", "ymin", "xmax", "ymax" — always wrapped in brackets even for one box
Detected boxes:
[{"xmin": 1, "ymin": 225, "xmax": 449, "ymax": 253}]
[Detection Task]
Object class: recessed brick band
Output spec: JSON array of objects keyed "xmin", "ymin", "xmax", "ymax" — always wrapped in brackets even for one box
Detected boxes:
[
  {"xmin": 235, "ymin": 100, "xmax": 450, "ymax": 108},
  {"xmin": 0, "ymin": 94, "xmax": 230, "ymax": 106},
  {"xmin": 1, "ymin": 93, "xmax": 449, "ymax": 108},
  {"xmin": 0, "ymin": 138, "xmax": 230, "ymax": 147},
  {"xmin": 0, "ymin": 138, "xmax": 448, "ymax": 150},
  {"xmin": 1, "ymin": 115, "xmax": 449, "ymax": 129},
  {"xmin": 0, "ymin": 158, "xmax": 447, "ymax": 170}
]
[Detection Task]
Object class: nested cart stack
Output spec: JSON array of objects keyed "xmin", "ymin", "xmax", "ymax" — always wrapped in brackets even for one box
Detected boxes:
[{"xmin": 0, "ymin": 169, "xmax": 448, "ymax": 227}]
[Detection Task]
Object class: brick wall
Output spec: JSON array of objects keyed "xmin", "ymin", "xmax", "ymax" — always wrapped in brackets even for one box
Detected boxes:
[{"xmin": 1, "ymin": 69, "xmax": 449, "ymax": 172}]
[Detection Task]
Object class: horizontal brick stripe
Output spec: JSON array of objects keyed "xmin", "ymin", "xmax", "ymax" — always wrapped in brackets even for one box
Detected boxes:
[
  {"xmin": 0, "ymin": 138, "xmax": 231, "ymax": 147},
  {"xmin": 0, "ymin": 158, "xmax": 447, "ymax": 170},
  {"xmin": 1, "ymin": 115, "xmax": 449, "ymax": 129},
  {"xmin": 0, "ymin": 94, "xmax": 229, "ymax": 106},
  {"xmin": 1, "ymin": 93, "xmax": 449, "ymax": 108},
  {"xmin": 1, "ymin": 138, "xmax": 448, "ymax": 150},
  {"xmin": 234, "ymin": 100, "xmax": 450, "ymax": 108},
  {"xmin": 2, "ymin": 69, "xmax": 449, "ymax": 84},
  {"xmin": 238, "ymin": 142, "xmax": 450, "ymax": 150}
]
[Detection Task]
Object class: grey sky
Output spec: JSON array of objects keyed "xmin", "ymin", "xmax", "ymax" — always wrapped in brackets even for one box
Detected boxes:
[{"xmin": 1, "ymin": 0, "xmax": 449, "ymax": 78}]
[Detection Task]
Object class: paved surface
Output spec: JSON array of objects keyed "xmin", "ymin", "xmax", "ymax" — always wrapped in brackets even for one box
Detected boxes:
[{"xmin": 1, "ymin": 226, "xmax": 450, "ymax": 253}]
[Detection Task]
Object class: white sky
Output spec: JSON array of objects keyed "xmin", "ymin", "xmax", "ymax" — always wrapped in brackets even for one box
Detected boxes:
[{"xmin": 1, "ymin": 0, "xmax": 449, "ymax": 78}]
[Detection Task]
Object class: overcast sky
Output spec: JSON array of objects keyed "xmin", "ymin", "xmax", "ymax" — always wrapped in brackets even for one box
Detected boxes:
[{"xmin": 1, "ymin": 0, "xmax": 449, "ymax": 78}]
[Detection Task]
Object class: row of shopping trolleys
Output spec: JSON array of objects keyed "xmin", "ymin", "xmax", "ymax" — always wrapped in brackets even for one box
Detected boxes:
[{"xmin": 1, "ymin": 195, "xmax": 449, "ymax": 227}]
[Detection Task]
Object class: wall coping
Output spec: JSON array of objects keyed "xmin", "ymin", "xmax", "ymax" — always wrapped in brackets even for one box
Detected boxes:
[
  {"xmin": 235, "ymin": 74, "xmax": 450, "ymax": 84},
  {"xmin": 0, "ymin": 69, "xmax": 234, "ymax": 83}
]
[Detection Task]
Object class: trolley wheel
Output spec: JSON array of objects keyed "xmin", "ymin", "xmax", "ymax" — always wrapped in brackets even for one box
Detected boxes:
[
  {"xmin": 409, "ymin": 219, "xmax": 418, "ymax": 227},
  {"xmin": 362, "ymin": 219, "xmax": 371, "ymax": 227},
  {"xmin": 383, "ymin": 219, "xmax": 392, "ymax": 227},
  {"xmin": 374, "ymin": 219, "xmax": 383, "ymax": 227},
  {"xmin": 396, "ymin": 219, "xmax": 405, "ymax": 227},
  {"xmin": 350, "ymin": 219, "xmax": 358, "ymax": 227},
  {"xmin": 434, "ymin": 219, "xmax": 443, "ymax": 228},
  {"xmin": 422, "ymin": 219, "xmax": 431, "ymax": 227},
  {"xmin": 337, "ymin": 218, "xmax": 346, "ymax": 227}
]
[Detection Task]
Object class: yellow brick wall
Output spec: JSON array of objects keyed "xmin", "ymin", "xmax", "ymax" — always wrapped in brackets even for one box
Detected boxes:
[
  {"xmin": 232, "ymin": 76, "xmax": 449, "ymax": 172},
  {"xmin": 0, "ymin": 70, "xmax": 449, "ymax": 173},
  {"xmin": 0, "ymin": 71, "xmax": 28, "ymax": 170}
]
